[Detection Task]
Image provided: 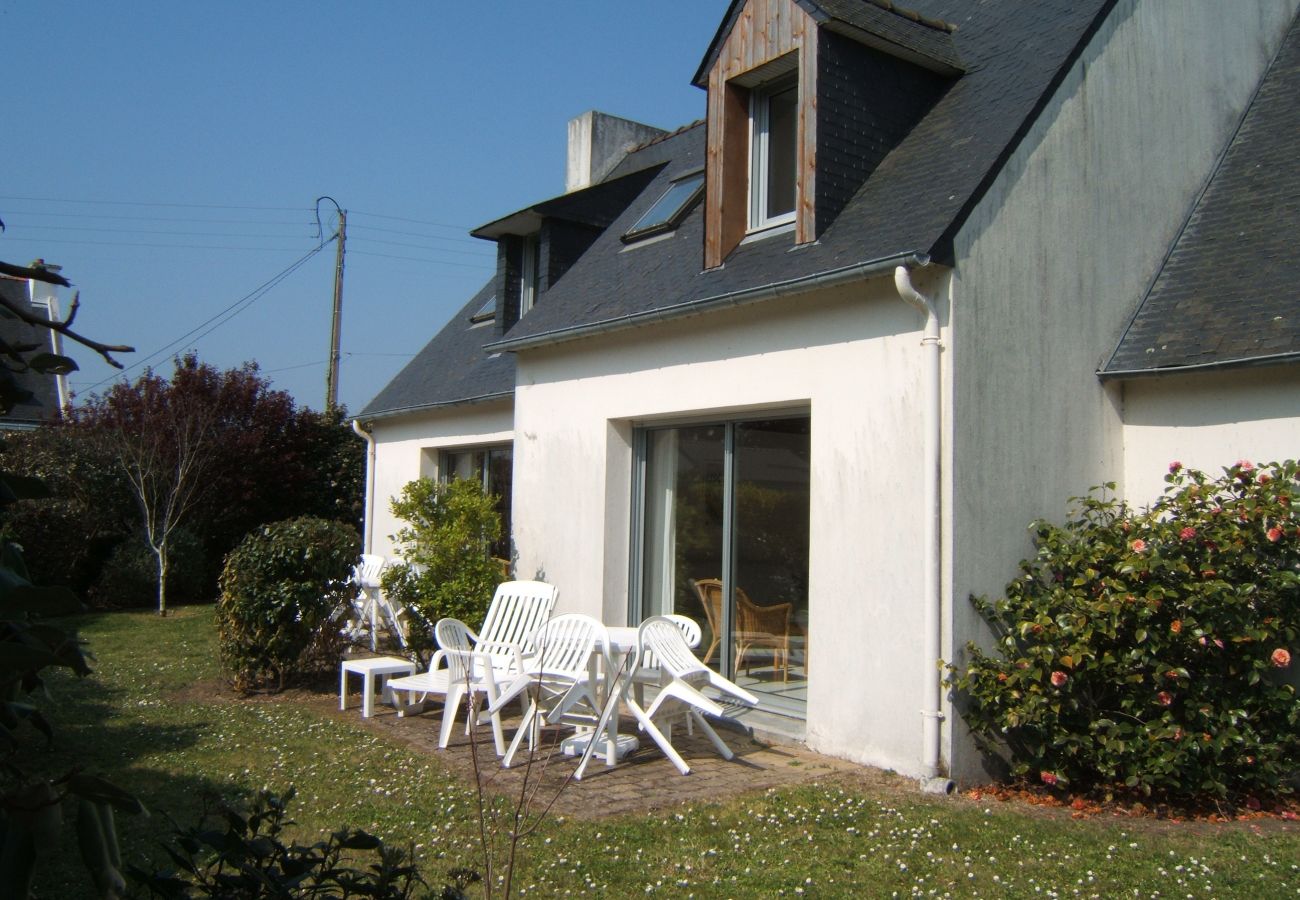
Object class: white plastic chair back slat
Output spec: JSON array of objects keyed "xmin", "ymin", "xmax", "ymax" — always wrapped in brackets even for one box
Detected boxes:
[
  {"xmin": 354, "ymin": 554, "xmax": 387, "ymax": 589},
  {"xmin": 489, "ymin": 613, "xmax": 608, "ymax": 769},
  {"xmin": 635, "ymin": 614, "xmax": 701, "ymax": 673},
  {"xmin": 434, "ymin": 618, "xmax": 475, "ymax": 685},
  {"xmin": 477, "ymin": 581, "xmax": 557, "ymax": 661}
]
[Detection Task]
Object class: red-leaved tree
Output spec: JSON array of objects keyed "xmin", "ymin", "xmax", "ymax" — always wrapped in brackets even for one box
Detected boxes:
[{"xmin": 70, "ymin": 354, "xmax": 315, "ymax": 615}]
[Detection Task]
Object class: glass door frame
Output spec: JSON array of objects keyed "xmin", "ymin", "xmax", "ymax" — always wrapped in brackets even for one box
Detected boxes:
[{"xmin": 628, "ymin": 410, "xmax": 809, "ymax": 716}]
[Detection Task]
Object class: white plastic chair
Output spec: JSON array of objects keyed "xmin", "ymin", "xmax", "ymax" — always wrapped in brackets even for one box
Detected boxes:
[
  {"xmin": 486, "ymin": 614, "xmax": 609, "ymax": 769},
  {"xmin": 630, "ymin": 614, "xmax": 701, "ymax": 708},
  {"xmin": 386, "ymin": 618, "xmax": 507, "ymax": 755},
  {"xmin": 593, "ymin": 615, "xmax": 757, "ymax": 776},
  {"xmin": 344, "ymin": 554, "xmax": 408, "ymax": 651},
  {"xmin": 465, "ymin": 580, "xmax": 558, "ymax": 678}
]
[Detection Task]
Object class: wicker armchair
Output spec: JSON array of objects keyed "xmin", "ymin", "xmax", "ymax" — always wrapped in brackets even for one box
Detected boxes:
[{"xmin": 691, "ymin": 578, "xmax": 794, "ymax": 682}]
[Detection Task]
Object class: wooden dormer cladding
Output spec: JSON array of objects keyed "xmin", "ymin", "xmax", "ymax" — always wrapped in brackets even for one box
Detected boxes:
[{"xmin": 704, "ymin": 0, "xmax": 818, "ymax": 269}]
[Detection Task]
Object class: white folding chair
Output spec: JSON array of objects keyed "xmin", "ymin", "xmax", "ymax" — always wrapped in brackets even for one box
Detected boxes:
[
  {"xmin": 387, "ymin": 618, "xmax": 507, "ymax": 755},
  {"xmin": 486, "ymin": 614, "xmax": 609, "ymax": 769},
  {"xmin": 612, "ymin": 615, "xmax": 757, "ymax": 776}
]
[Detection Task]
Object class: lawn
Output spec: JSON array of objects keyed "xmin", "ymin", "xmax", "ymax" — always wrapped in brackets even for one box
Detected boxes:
[{"xmin": 28, "ymin": 606, "xmax": 1300, "ymax": 897}]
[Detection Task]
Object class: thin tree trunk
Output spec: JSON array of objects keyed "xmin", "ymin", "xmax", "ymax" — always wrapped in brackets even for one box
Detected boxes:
[{"xmin": 156, "ymin": 544, "xmax": 169, "ymax": 617}]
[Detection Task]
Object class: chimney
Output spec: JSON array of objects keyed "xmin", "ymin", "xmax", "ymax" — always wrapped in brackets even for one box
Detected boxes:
[{"xmin": 566, "ymin": 111, "xmax": 667, "ymax": 193}]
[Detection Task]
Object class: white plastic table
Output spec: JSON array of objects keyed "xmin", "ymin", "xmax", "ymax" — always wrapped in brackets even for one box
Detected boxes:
[
  {"xmin": 340, "ymin": 656, "xmax": 417, "ymax": 718},
  {"xmin": 561, "ymin": 626, "xmax": 641, "ymax": 771}
]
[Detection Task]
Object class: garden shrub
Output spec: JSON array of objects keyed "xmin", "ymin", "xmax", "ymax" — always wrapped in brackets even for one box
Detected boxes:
[
  {"xmin": 216, "ymin": 516, "xmax": 359, "ymax": 691},
  {"xmin": 89, "ymin": 530, "xmax": 207, "ymax": 609},
  {"xmin": 381, "ymin": 477, "xmax": 505, "ymax": 664},
  {"xmin": 127, "ymin": 787, "xmax": 437, "ymax": 898},
  {"xmin": 950, "ymin": 460, "xmax": 1300, "ymax": 805},
  {"xmin": 1, "ymin": 498, "xmax": 108, "ymax": 598}
]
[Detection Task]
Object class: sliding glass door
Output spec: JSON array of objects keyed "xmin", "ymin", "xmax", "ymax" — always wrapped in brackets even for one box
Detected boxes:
[{"xmin": 635, "ymin": 415, "xmax": 809, "ymax": 714}]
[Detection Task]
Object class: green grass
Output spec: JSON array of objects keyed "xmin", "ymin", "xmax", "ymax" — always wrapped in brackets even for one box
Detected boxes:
[{"xmin": 27, "ymin": 607, "xmax": 1300, "ymax": 897}]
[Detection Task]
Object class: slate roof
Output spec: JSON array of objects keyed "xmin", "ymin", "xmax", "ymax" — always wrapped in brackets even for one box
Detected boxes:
[
  {"xmin": 491, "ymin": 0, "xmax": 1112, "ymax": 354},
  {"xmin": 360, "ymin": 278, "xmax": 514, "ymax": 418},
  {"xmin": 1102, "ymin": 12, "xmax": 1300, "ymax": 378},
  {"xmin": 363, "ymin": 0, "xmax": 1114, "ymax": 417},
  {"xmin": 694, "ymin": 0, "xmax": 964, "ymax": 82},
  {"xmin": 0, "ymin": 277, "xmax": 63, "ymax": 428}
]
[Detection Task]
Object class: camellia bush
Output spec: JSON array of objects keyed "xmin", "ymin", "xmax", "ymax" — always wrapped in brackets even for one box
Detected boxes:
[
  {"xmin": 950, "ymin": 460, "xmax": 1300, "ymax": 805},
  {"xmin": 381, "ymin": 477, "xmax": 505, "ymax": 665},
  {"xmin": 216, "ymin": 516, "xmax": 359, "ymax": 691}
]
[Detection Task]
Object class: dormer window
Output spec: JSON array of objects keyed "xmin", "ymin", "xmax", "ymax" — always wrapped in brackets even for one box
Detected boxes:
[
  {"xmin": 520, "ymin": 234, "xmax": 539, "ymax": 316},
  {"xmin": 750, "ymin": 76, "xmax": 798, "ymax": 230}
]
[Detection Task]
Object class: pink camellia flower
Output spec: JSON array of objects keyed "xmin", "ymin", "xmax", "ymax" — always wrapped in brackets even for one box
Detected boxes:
[
  {"xmin": 1268, "ymin": 526, "xmax": 1284, "ymax": 542},
  {"xmin": 1171, "ymin": 620, "xmax": 1183, "ymax": 634},
  {"xmin": 1157, "ymin": 691, "xmax": 1174, "ymax": 707},
  {"xmin": 1179, "ymin": 526, "xmax": 1197, "ymax": 540},
  {"xmin": 1040, "ymin": 771, "xmax": 1058, "ymax": 786},
  {"xmin": 1131, "ymin": 538, "xmax": 1147, "ymax": 552},
  {"xmin": 1236, "ymin": 459, "xmax": 1255, "ymax": 472},
  {"xmin": 1214, "ymin": 638, "xmax": 1225, "ymax": 649},
  {"xmin": 1198, "ymin": 636, "xmax": 1207, "ymax": 646},
  {"xmin": 1258, "ymin": 473, "xmax": 1272, "ymax": 484},
  {"xmin": 1168, "ymin": 461, "xmax": 1182, "ymax": 474},
  {"xmin": 1050, "ymin": 670, "xmax": 1068, "ymax": 687},
  {"xmin": 1272, "ymin": 648, "xmax": 1291, "ymax": 668}
]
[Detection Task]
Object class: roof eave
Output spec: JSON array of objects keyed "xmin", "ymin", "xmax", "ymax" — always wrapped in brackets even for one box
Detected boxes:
[
  {"xmin": 358, "ymin": 390, "xmax": 515, "ymax": 424},
  {"xmin": 487, "ymin": 250, "xmax": 932, "ymax": 354},
  {"xmin": 1098, "ymin": 351, "xmax": 1300, "ymax": 382}
]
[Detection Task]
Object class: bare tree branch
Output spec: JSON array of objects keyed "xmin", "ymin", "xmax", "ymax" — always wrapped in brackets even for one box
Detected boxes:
[{"xmin": 0, "ymin": 287, "xmax": 134, "ymax": 369}]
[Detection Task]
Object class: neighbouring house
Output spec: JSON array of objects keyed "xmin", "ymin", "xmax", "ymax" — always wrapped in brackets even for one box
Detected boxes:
[
  {"xmin": 0, "ymin": 268, "xmax": 71, "ymax": 430},
  {"xmin": 356, "ymin": 0, "xmax": 1300, "ymax": 785}
]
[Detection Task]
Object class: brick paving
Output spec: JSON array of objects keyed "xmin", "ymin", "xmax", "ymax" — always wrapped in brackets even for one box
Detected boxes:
[{"xmin": 345, "ymin": 697, "xmax": 859, "ymax": 820}]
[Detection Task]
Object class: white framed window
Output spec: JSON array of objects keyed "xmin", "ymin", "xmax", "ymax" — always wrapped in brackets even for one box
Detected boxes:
[
  {"xmin": 749, "ymin": 76, "xmax": 798, "ymax": 231},
  {"xmin": 520, "ymin": 234, "xmax": 539, "ymax": 316}
]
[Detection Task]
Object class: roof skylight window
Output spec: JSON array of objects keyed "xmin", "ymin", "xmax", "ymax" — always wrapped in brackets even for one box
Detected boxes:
[
  {"xmin": 469, "ymin": 295, "xmax": 496, "ymax": 324},
  {"xmin": 622, "ymin": 172, "xmax": 705, "ymax": 243}
]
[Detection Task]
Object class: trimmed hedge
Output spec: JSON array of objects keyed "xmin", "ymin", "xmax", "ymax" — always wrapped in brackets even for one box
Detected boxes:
[{"xmin": 216, "ymin": 516, "xmax": 359, "ymax": 691}]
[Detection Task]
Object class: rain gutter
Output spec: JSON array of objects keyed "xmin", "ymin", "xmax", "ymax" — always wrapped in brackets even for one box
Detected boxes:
[
  {"xmin": 351, "ymin": 418, "xmax": 377, "ymax": 555},
  {"xmin": 485, "ymin": 251, "xmax": 931, "ymax": 353},
  {"xmin": 355, "ymin": 390, "xmax": 515, "ymax": 423},
  {"xmin": 1099, "ymin": 351, "xmax": 1300, "ymax": 381}
]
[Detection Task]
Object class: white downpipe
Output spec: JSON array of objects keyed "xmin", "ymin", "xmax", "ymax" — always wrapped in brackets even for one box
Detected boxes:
[
  {"xmin": 351, "ymin": 418, "xmax": 377, "ymax": 555},
  {"xmin": 893, "ymin": 266, "xmax": 954, "ymax": 796}
]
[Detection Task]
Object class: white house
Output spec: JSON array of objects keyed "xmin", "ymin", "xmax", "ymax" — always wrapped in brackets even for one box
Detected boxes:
[{"xmin": 356, "ymin": 0, "xmax": 1300, "ymax": 786}]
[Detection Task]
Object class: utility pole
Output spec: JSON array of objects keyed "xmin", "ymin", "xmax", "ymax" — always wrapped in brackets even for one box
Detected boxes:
[{"xmin": 325, "ymin": 208, "xmax": 346, "ymax": 413}]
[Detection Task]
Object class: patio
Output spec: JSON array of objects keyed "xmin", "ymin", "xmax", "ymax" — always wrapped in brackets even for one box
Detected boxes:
[{"xmin": 343, "ymin": 697, "xmax": 856, "ymax": 820}]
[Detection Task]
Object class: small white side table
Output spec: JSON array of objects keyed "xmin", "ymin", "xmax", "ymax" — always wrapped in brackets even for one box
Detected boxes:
[{"xmin": 340, "ymin": 656, "xmax": 417, "ymax": 718}]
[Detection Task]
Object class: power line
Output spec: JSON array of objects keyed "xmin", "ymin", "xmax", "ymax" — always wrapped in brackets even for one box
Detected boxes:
[
  {"xmin": 350, "ymin": 249, "xmax": 493, "ymax": 269},
  {"xmin": 81, "ymin": 239, "xmax": 333, "ymax": 394},
  {"xmin": 0, "ymin": 235, "xmax": 320, "ymax": 253},
  {"xmin": 2, "ymin": 209, "xmax": 312, "ymax": 226},
  {"xmin": 15, "ymin": 224, "xmax": 317, "ymax": 240},
  {"xmin": 0, "ymin": 194, "xmax": 307, "ymax": 212},
  {"xmin": 349, "ymin": 209, "xmax": 471, "ymax": 230},
  {"xmin": 348, "ymin": 236, "xmax": 492, "ymax": 258}
]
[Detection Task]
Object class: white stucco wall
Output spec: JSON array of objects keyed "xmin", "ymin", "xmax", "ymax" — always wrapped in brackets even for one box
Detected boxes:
[
  {"xmin": 364, "ymin": 401, "xmax": 513, "ymax": 558},
  {"xmin": 511, "ymin": 271, "xmax": 950, "ymax": 777},
  {"xmin": 1122, "ymin": 367, "xmax": 1300, "ymax": 504},
  {"xmin": 946, "ymin": 0, "xmax": 1297, "ymax": 781}
]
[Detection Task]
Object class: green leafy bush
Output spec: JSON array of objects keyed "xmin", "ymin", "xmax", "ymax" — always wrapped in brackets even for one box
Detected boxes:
[
  {"xmin": 128, "ymin": 787, "xmax": 439, "ymax": 899},
  {"xmin": 381, "ymin": 478, "xmax": 505, "ymax": 664},
  {"xmin": 216, "ymin": 516, "xmax": 359, "ymax": 691},
  {"xmin": 89, "ymin": 530, "xmax": 206, "ymax": 609},
  {"xmin": 950, "ymin": 460, "xmax": 1300, "ymax": 804}
]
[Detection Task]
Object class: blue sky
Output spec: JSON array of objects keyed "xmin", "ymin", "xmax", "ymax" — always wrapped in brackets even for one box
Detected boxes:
[{"xmin": 3, "ymin": 1, "xmax": 727, "ymax": 413}]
